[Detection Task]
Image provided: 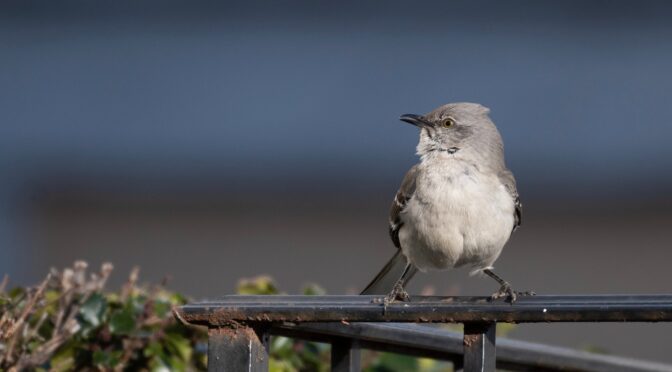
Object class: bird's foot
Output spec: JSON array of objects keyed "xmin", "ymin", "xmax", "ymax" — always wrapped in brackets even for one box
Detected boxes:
[
  {"xmin": 383, "ymin": 282, "xmax": 410, "ymax": 306},
  {"xmin": 489, "ymin": 285, "xmax": 536, "ymax": 304}
]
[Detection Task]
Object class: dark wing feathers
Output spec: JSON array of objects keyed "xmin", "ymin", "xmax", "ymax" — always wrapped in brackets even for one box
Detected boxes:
[
  {"xmin": 514, "ymin": 196, "xmax": 522, "ymax": 229},
  {"xmin": 389, "ymin": 165, "xmax": 419, "ymax": 248},
  {"xmin": 498, "ymin": 169, "xmax": 522, "ymax": 232},
  {"xmin": 360, "ymin": 165, "xmax": 420, "ymax": 295}
]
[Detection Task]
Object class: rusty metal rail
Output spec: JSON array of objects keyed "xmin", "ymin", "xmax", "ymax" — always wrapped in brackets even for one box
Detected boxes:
[
  {"xmin": 276, "ymin": 323, "xmax": 672, "ymax": 372},
  {"xmin": 176, "ymin": 295, "xmax": 672, "ymax": 371}
]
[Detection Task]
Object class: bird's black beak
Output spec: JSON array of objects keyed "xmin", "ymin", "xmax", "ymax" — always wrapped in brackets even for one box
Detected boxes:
[{"xmin": 400, "ymin": 114, "xmax": 433, "ymax": 128}]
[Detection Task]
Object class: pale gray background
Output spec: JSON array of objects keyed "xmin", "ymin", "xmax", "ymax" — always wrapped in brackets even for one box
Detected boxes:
[{"xmin": 2, "ymin": 0, "xmax": 672, "ymax": 364}]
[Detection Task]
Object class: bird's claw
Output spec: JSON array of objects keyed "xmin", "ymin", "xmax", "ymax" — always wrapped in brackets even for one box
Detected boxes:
[
  {"xmin": 490, "ymin": 284, "xmax": 516, "ymax": 303},
  {"xmin": 490, "ymin": 286, "xmax": 536, "ymax": 304}
]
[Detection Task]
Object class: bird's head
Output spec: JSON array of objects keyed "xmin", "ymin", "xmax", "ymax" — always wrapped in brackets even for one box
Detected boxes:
[{"xmin": 400, "ymin": 102, "xmax": 504, "ymax": 166}]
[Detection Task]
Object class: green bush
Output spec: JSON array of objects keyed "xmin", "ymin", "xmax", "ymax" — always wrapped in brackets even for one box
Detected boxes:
[{"xmin": 0, "ymin": 262, "xmax": 207, "ymax": 371}]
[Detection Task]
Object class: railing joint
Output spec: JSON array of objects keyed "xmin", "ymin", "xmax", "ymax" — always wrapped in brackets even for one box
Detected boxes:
[{"xmin": 207, "ymin": 323, "xmax": 270, "ymax": 372}]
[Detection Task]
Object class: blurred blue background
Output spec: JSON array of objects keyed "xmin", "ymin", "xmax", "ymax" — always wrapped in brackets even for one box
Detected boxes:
[{"xmin": 1, "ymin": 0, "xmax": 672, "ymax": 363}]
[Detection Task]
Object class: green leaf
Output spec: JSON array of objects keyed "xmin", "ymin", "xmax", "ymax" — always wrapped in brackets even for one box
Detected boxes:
[
  {"xmin": 269, "ymin": 358, "xmax": 296, "ymax": 372},
  {"xmin": 366, "ymin": 352, "xmax": 418, "ymax": 372},
  {"xmin": 302, "ymin": 283, "xmax": 326, "ymax": 296},
  {"xmin": 50, "ymin": 343, "xmax": 76, "ymax": 372},
  {"xmin": 237, "ymin": 276, "xmax": 279, "ymax": 295},
  {"xmin": 44, "ymin": 289, "xmax": 60, "ymax": 303},
  {"xmin": 105, "ymin": 292, "xmax": 120, "ymax": 303},
  {"xmin": 496, "ymin": 322, "xmax": 516, "ymax": 337},
  {"xmin": 166, "ymin": 354, "xmax": 188, "ymax": 371},
  {"xmin": 93, "ymin": 350, "xmax": 122, "ymax": 368},
  {"xmin": 418, "ymin": 357, "xmax": 454, "ymax": 372},
  {"xmin": 144, "ymin": 340, "xmax": 165, "ymax": 359},
  {"xmin": 9, "ymin": 286, "xmax": 25, "ymax": 297},
  {"xmin": 153, "ymin": 300, "xmax": 172, "ymax": 318},
  {"xmin": 164, "ymin": 333, "xmax": 193, "ymax": 362},
  {"xmin": 169, "ymin": 292, "xmax": 188, "ymax": 305},
  {"xmin": 109, "ymin": 308, "xmax": 136, "ymax": 335},
  {"xmin": 27, "ymin": 339, "xmax": 42, "ymax": 353},
  {"xmin": 78, "ymin": 293, "xmax": 107, "ymax": 329},
  {"xmin": 128, "ymin": 294, "xmax": 148, "ymax": 315},
  {"xmin": 148, "ymin": 354, "xmax": 171, "ymax": 372}
]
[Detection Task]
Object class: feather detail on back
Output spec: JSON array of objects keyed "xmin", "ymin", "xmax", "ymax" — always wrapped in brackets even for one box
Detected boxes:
[
  {"xmin": 389, "ymin": 165, "xmax": 419, "ymax": 248},
  {"xmin": 498, "ymin": 168, "xmax": 522, "ymax": 232}
]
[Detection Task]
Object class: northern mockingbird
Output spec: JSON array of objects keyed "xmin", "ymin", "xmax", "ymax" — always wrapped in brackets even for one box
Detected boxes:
[{"xmin": 361, "ymin": 102, "xmax": 529, "ymax": 303}]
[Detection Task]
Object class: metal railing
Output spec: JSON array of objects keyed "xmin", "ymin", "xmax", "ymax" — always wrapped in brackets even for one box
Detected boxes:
[{"xmin": 176, "ymin": 295, "xmax": 672, "ymax": 372}]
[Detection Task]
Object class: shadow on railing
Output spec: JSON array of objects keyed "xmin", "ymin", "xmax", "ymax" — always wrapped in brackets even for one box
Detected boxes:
[{"xmin": 175, "ymin": 295, "xmax": 672, "ymax": 372}]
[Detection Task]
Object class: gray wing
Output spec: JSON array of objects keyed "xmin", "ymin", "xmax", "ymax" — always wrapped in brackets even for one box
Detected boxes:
[
  {"xmin": 498, "ymin": 168, "xmax": 522, "ymax": 232},
  {"xmin": 361, "ymin": 165, "xmax": 419, "ymax": 295},
  {"xmin": 389, "ymin": 164, "xmax": 419, "ymax": 248}
]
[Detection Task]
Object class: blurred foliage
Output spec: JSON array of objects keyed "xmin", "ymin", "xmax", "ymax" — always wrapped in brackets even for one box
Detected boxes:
[
  {"xmin": 0, "ymin": 262, "xmax": 207, "ymax": 371},
  {"xmin": 1, "ymin": 264, "xmax": 520, "ymax": 372}
]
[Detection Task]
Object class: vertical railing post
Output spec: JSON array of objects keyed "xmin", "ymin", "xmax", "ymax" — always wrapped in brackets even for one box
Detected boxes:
[
  {"xmin": 331, "ymin": 338, "xmax": 361, "ymax": 372},
  {"xmin": 207, "ymin": 324, "xmax": 269, "ymax": 372},
  {"xmin": 463, "ymin": 322, "xmax": 496, "ymax": 372}
]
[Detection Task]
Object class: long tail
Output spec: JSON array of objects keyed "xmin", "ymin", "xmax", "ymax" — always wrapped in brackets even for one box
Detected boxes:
[{"xmin": 360, "ymin": 250, "xmax": 418, "ymax": 295}]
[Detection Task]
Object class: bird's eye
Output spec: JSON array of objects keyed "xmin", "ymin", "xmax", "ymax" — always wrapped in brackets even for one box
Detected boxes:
[{"xmin": 442, "ymin": 118, "xmax": 456, "ymax": 128}]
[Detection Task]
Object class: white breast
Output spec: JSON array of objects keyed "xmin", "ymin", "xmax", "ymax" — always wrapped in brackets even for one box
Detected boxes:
[{"xmin": 399, "ymin": 159, "xmax": 515, "ymax": 273}]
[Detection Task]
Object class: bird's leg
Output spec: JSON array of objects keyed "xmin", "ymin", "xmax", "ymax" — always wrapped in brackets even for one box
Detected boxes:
[
  {"xmin": 483, "ymin": 269, "xmax": 535, "ymax": 303},
  {"xmin": 383, "ymin": 280, "xmax": 410, "ymax": 306},
  {"xmin": 383, "ymin": 263, "xmax": 413, "ymax": 306}
]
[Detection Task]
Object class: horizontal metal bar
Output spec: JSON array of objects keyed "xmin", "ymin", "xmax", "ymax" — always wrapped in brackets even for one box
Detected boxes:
[
  {"xmin": 177, "ymin": 295, "xmax": 672, "ymax": 325},
  {"xmin": 271, "ymin": 322, "xmax": 672, "ymax": 372},
  {"xmin": 272, "ymin": 322, "xmax": 465, "ymax": 364}
]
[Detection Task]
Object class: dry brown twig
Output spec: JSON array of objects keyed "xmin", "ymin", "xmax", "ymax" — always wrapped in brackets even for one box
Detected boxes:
[
  {"xmin": 1, "ymin": 273, "xmax": 52, "ymax": 366},
  {"xmin": 121, "ymin": 266, "xmax": 140, "ymax": 301},
  {"xmin": 1, "ymin": 261, "xmax": 115, "ymax": 370},
  {"xmin": 0, "ymin": 274, "xmax": 8, "ymax": 293}
]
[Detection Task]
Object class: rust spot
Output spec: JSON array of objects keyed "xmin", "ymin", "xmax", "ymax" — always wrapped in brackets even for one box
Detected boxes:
[
  {"xmin": 209, "ymin": 324, "xmax": 258, "ymax": 340},
  {"xmin": 251, "ymin": 314, "xmax": 273, "ymax": 322},
  {"xmin": 463, "ymin": 334, "xmax": 479, "ymax": 347}
]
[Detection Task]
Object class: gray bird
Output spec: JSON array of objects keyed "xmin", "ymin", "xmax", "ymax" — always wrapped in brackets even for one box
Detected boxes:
[{"xmin": 361, "ymin": 102, "xmax": 528, "ymax": 303}]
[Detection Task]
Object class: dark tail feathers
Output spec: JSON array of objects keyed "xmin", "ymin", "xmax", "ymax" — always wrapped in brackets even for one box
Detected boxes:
[{"xmin": 360, "ymin": 250, "xmax": 418, "ymax": 295}]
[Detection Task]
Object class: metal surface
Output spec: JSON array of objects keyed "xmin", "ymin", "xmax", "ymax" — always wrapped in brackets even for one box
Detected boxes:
[
  {"xmin": 271, "ymin": 322, "xmax": 672, "ymax": 372},
  {"xmin": 180, "ymin": 295, "xmax": 672, "ymax": 372},
  {"xmin": 178, "ymin": 295, "xmax": 672, "ymax": 325},
  {"xmin": 463, "ymin": 322, "xmax": 496, "ymax": 372},
  {"xmin": 331, "ymin": 338, "xmax": 361, "ymax": 372},
  {"xmin": 207, "ymin": 327, "xmax": 269, "ymax": 372}
]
